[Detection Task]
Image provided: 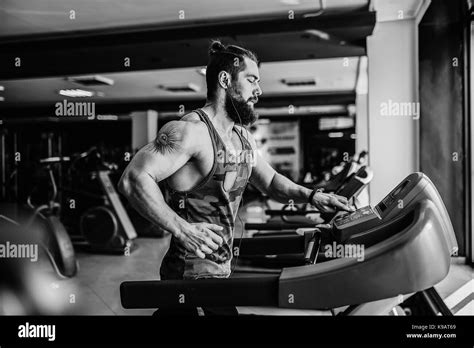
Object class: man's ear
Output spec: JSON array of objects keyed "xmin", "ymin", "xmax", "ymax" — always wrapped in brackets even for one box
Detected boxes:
[{"xmin": 218, "ymin": 71, "xmax": 231, "ymax": 89}]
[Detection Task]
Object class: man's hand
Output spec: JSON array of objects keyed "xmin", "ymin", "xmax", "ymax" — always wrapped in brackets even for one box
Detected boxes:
[
  {"xmin": 311, "ymin": 192, "xmax": 355, "ymax": 213},
  {"xmin": 176, "ymin": 223, "xmax": 224, "ymax": 259}
]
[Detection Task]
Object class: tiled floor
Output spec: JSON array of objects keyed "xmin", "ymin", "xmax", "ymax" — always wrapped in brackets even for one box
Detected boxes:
[
  {"xmin": 63, "ymin": 237, "xmax": 171, "ymax": 315},
  {"xmin": 49, "ymin": 236, "xmax": 473, "ymax": 316}
]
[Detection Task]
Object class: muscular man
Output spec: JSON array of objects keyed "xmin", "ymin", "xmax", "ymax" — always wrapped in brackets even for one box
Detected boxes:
[{"xmin": 119, "ymin": 40, "xmax": 353, "ymax": 315}]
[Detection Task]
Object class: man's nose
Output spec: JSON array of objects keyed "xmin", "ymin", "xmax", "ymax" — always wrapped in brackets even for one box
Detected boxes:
[{"xmin": 254, "ymin": 83, "xmax": 262, "ymax": 97}]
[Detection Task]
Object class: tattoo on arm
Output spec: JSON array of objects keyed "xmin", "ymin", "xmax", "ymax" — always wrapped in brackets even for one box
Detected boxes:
[{"xmin": 146, "ymin": 122, "xmax": 182, "ymax": 155}]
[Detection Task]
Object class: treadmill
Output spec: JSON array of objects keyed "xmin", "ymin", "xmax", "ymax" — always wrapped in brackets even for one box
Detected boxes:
[{"xmin": 120, "ymin": 173, "xmax": 458, "ymax": 315}]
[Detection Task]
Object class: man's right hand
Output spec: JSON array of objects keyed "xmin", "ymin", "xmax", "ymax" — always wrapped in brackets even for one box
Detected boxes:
[{"xmin": 176, "ymin": 222, "xmax": 224, "ymax": 259}]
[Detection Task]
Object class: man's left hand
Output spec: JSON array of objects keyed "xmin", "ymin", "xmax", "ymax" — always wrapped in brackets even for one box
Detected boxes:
[{"xmin": 311, "ymin": 192, "xmax": 355, "ymax": 213}]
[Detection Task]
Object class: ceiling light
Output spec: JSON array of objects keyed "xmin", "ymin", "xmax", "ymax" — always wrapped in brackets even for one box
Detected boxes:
[
  {"xmin": 302, "ymin": 30, "xmax": 330, "ymax": 41},
  {"xmin": 97, "ymin": 115, "xmax": 118, "ymax": 121},
  {"xmin": 303, "ymin": 12, "xmax": 324, "ymax": 18},
  {"xmin": 58, "ymin": 89, "xmax": 96, "ymax": 97},
  {"xmin": 328, "ymin": 132, "xmax": 344, "ymax": 138},
  {"xmin": 280, "ymin": 77, "xmax": 316, "ymax": 87},
  {"xmin": 158, "ymin": 83, "xmax": 200, "ymax": 93}
]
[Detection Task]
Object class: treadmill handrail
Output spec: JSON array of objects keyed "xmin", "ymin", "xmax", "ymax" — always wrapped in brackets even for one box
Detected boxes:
[
  {"xmin": 120, "ymin": 274, "xmax": 280, "ymax": 309},
  {"xmin": 277, "ymin": 200, "xmax": 454, "ymax": 309}
]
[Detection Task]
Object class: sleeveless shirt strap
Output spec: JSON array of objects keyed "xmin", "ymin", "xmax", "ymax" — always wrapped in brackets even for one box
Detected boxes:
[
  {"xmin": 234, "ymin": 126, "xmax": 253, "ymax": 151},
  {"xmin": 192, "ymin": 109, "xmax": 211, "ymax": 128},
  {"xmin": 192, "ymin": 108, "xmax": 219, "ymax": 159}
]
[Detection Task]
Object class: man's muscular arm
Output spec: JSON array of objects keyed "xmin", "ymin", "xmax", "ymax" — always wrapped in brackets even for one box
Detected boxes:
[{"xmin": 118, "ymin": 119, "xmax": 223, "ymax": 258}]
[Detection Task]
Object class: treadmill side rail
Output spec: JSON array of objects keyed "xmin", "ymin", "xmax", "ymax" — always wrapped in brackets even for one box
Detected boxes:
[{"xmin": 120, "ymin": 275, "xmax": 280, "ymax": 309}]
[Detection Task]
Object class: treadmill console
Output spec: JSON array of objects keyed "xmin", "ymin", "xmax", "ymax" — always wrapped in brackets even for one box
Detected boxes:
[
  {"xmin": 333, "ymin": 206, "xmax": 379, "ymax": 230},
  {"xmin": 332, "ymin": 173, "xmax": 428, "ymax": 242}
]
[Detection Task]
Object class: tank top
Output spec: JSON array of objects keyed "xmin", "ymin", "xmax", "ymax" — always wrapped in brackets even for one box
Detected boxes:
[{"xmin": 160, "ymin": 108, "xmax": 255, "ymax": 280}]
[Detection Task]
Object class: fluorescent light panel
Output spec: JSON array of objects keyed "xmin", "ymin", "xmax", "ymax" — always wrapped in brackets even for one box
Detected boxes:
[{"xmin": 59, "ymin": 89, "xmax": 96, "ymax": 97}]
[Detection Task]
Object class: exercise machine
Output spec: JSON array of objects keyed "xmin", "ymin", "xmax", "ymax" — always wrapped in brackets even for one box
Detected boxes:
[
  {"xmin": 246, "ymin": 164, "xmax": 373, "ymax": 237},
  {"xmin": 236, "ymin": 165, "xmax": 373, "ymax": 268},
  {"xmin": 313, "ymin": 150, "xmax": 368, "ymax": 193},
  {"xmin": 120, "ymin": 172, "xmax": 457, "ymax": 315},
  {"xmin": 62, "ymin": 147, "xmax": 137, "ymax": 254},
  {"xmin": 0, "ymin": 156, "xmax": 78, "ymax": 278},
  {"xmin": 238, "ymin": 151, "xmax": 372, "ymax": 238}
]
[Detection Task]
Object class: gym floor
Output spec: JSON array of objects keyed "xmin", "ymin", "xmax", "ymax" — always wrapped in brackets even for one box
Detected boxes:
[{"xmin": 50, "ymin": 235, "xmax": 474, "ymax": 316}]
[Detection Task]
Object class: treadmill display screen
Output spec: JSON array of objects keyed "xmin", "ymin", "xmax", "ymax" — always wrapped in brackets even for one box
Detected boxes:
[{"xmin": 375, "ymin": 179, "xmax": 412, "ymax": 216}]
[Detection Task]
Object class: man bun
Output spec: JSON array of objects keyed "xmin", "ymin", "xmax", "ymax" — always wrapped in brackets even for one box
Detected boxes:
[{"xmin": 209, "ymin": 40, "xmax": 226, "ymax": 55}]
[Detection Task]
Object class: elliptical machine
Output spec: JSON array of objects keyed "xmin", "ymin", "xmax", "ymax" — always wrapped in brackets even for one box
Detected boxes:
[
  {"xmin": 62, "ymin": 147, "xmax": 137, "ymax": 254},
  {"xmin": 0, "ymin": 156, "xmax": 79, "ymax": 278}
]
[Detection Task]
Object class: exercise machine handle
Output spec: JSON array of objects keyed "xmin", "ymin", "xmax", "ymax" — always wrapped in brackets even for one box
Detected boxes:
[
  {"xmin": 304, "ymin": 230, "xmax": 322, "ymax": 265},
  {"xmin": 120, "ymin": 275, "xmax": 280, "ymax": 309}
]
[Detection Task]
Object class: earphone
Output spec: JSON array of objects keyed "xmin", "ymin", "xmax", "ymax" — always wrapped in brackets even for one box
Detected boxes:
[{"xmin": 222, "ymin": 73, "xmax": 231, "ymax": 89}]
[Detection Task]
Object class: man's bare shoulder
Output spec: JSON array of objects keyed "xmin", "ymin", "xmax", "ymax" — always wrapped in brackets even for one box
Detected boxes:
[
  {"xmin": 176, "ymin": 111, "xmax": 208, "ymax": 136},
  {"xmin": 180, "ymin": 111, "xmax": 202, "ymax": 123},
  {"xmin": 179, "ymin": 112, "xmax": 209, "ymax": 142},
  {"xmin": 139, "ymin": 112, "xmax": 207, "ymax": 155}
]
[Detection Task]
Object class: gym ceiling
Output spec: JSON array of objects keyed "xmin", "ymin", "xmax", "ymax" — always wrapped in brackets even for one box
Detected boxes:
[{"xmin": 0, "ymin": 0, "xmax": 375, "ymax": 116}]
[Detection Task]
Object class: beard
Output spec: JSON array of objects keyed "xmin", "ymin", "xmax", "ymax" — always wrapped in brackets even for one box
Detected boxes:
[{"xmin": 224, "ymin": 90, "xmax": 259, "ymax": 126}]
